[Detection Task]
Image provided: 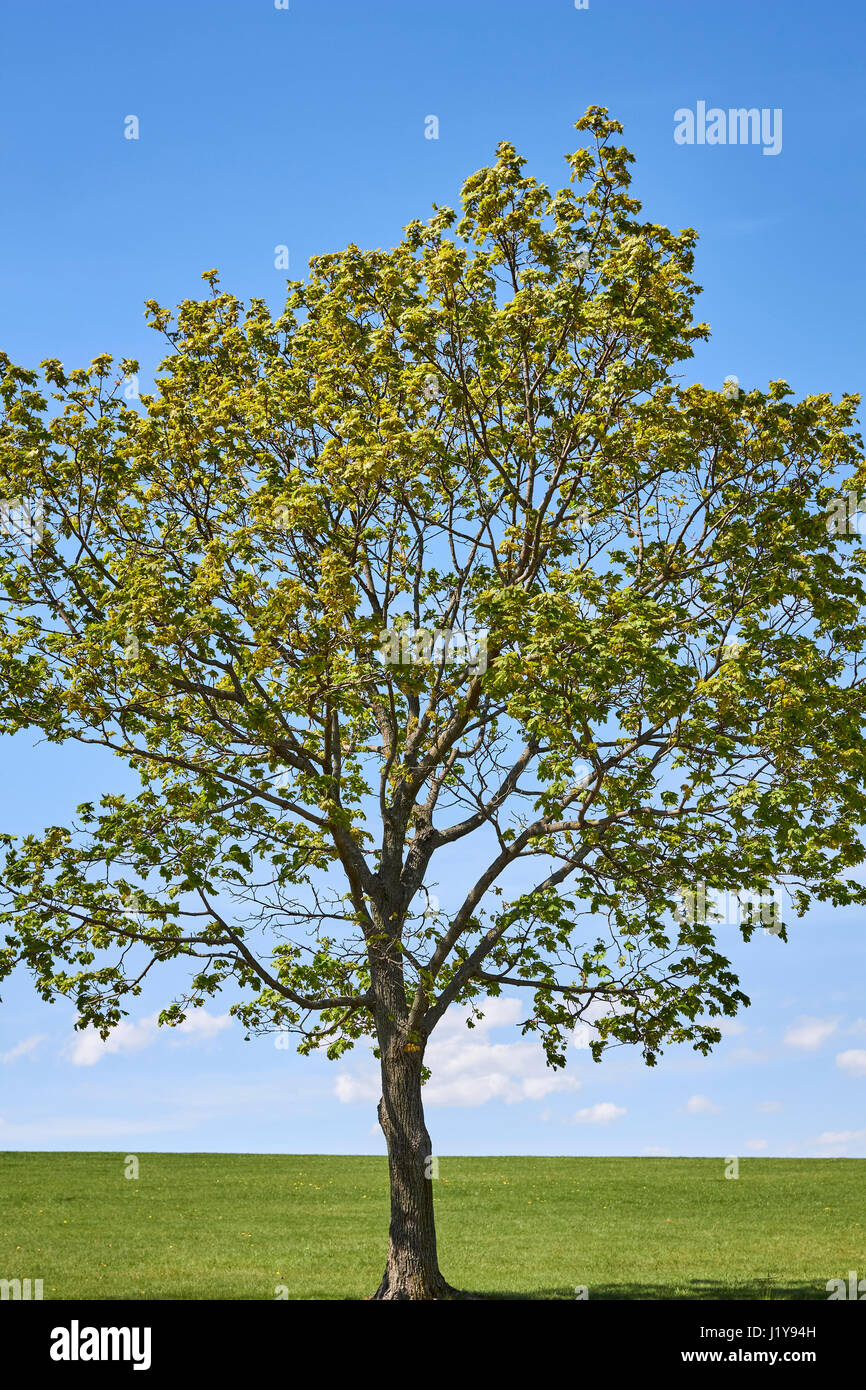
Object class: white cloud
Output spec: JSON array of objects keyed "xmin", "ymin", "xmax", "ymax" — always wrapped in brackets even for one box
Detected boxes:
[
  {"xmin": 335, "ymin": 996, "xmax": 582, "ymax": 1108},
  {"xmin": 714, "ymin": 1019, "xmax": 747, "ymax": 1037},
  {"xmin": 66, "ymin": 1020, "xmax": 152, "ymax": 1067},
  {"xmin": 642, "ymin": 1146, "xmax": 671, "ymax": 1156},
  {"xmin": 443, "ymin": 996, "xmax": 524, "ymax": 1031},
  {"xmin": 424, "ymin": 1034, "xmax": 580, "ymax": 1107},
  {"xmin": 1, "ymin": 1034, "xmax": 47, "ymax": 1064},
  {"xmin": 0, "ymin": 1115, "xmax": 177, "ymax": 1139},
  {"xmin": 685, "ymin": 1094, "xmax": 723, "ymax": 1115},
  {"xmin": 727, "ymin": 1047, "xmax": 770, "ymax": 1065},
  {"xmin": 65, "ymin": 1011, "xmax": 232, "ymax": 1067},
  {"xmin": 817, "ymin": 1129, "xmax": 866, "ymax": 1145},
  {"xmin": 572, "ymin": 1102, "xmax": 626, "ymax": 1125},
  {"xmin": 756, "ymin": 1100, "xmax": 783, "ymax": 1114},
  {"xmin": 169, "ymin": 1011, "xmax": 231, "ymax": 1041},
  {"xmin": 571, "ymin": 997, "xmax": 627, "ymax": 1051},
  {"xmin": 836, "ymin": 1049, "xmax": 866, "ymax": 1078},
  {"xmin": 745, "ymin": 1138, "xmax": 768, "ymax": 1151},
  {"xmin": 335, "ymin": 1071, "xmax": 379, "ymax": 1104},
  {"xmin": 783, "ymin": 1016, "xmax": 839, "ymax": 1051}
]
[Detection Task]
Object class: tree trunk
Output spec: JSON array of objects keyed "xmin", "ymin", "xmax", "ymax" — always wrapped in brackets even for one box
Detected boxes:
[{"xmin": 372, "ymin": 1040, "xmax": 458, "ymax": 1299}]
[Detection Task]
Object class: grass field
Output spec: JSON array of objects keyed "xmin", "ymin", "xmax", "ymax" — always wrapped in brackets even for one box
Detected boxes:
[{"xmin": 1, "ymin": 1152, "xmax": 863, "ymax": 1299}]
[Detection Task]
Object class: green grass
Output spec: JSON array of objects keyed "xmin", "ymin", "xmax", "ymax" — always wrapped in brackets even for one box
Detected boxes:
[{"xmin": 1, "ymin": 1153, "xmax": 863, "ymax": 1299}]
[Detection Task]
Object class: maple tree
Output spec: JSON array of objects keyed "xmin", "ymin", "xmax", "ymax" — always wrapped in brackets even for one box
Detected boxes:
[{"xmin": 2, "ymin": 109, "xmax": 865, "ymax": 1297}]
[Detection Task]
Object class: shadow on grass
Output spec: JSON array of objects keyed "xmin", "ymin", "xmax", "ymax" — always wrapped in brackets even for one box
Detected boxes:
[{"xmin": 481, "ymin": 1279, "xmax": 829, "ymax": 1301}]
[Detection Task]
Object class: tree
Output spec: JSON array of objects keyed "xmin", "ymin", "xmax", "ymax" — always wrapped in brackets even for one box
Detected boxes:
[{"xmin": 1, "ymin": 107, "xmax": 865, "ymax": 1300}]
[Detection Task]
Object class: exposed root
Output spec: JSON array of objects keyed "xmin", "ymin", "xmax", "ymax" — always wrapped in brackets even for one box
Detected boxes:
[{"xmin": 371, "ymin": 1269, "xmax": 482, "ymax": 1300}]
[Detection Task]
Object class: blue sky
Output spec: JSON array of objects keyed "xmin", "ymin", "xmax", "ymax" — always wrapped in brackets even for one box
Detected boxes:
[{"xmin": 1, "ymin": 0, "xmax": 865, "ymax": 1157}]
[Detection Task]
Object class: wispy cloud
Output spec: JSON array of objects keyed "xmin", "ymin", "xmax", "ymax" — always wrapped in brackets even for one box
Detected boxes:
[
  {"xmin": 817, "ymin": 1128, "xmax": 866, "ymax": 1145},
  {"xmin": 1, "ymin": 1034, "xmax": 48, "ymax": 1064},
  {"xmin": 64, "ymin": 1011, "xmax": 232, "ymax": 1067},
  {"xmin": 0, "ymin": 1114, "xmax": 178, "ymax": 1140},
  {"xmin": 727, "ymin": 1047, "xmax": 770, "ymax": 1065},
  {"xmin": 714, "ymin": 1019, "xmax": 747, "ymax": 1037},
  {"xmin": 783, "ymin": 1016, "xmax": 839, "ymax": 1051},
  {"xmin": 684, "ymin": 1094, "xmax": 723, "ymax": 1115}
]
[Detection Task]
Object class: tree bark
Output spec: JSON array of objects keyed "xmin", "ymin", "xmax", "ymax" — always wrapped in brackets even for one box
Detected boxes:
[{"xmin": 372, "ymin": 1038, "xmax": 458, "ymax": 1299}]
